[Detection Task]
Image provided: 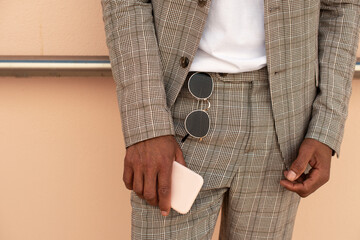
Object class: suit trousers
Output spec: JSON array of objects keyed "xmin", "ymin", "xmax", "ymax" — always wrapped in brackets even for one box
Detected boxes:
[{"xmin": 130, "ymin": 66, "xmax": 302, "ymax": 240}]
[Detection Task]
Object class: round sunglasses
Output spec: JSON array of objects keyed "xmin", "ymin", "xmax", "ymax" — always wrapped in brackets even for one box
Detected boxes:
[{"xmin": 181, "ymin": 72, "xmax": 214, "ymax": 143}]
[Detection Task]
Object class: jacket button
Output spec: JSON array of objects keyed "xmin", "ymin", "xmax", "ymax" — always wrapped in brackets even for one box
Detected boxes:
[
  {"xmin": 180, "ymin": 56, "xmax": 189, "ymax": 68},
  {"xmin": 198, "ymin": 0, "xmax": 207, "ymax": 7}
]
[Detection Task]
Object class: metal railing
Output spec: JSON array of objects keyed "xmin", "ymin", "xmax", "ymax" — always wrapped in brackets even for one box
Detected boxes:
[
  {"xmin": 0, "ymin": 55, "xmax": 359, "ymax": 78},
  {"xmin": 0, "ymin": 56, "xmax": 112, "ymax": 77}
]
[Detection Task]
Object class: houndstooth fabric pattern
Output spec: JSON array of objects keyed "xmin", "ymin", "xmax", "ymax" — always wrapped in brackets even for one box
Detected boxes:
[
  {"xmin": 130, "ymin": 67, "xmax": 303, "ymax": 239},
  {"xmin": 101, "ymin": 0, "xmax": 360, "ymax": 163}
]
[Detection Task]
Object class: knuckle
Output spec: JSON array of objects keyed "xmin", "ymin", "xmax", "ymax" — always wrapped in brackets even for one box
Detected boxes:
[
  {"xmin": 144, "ymin": 164, "xmax": 157, "ymax": 174},
  {"xmin": 158, "ymin": 186, "xmax": 170, "ymax": 196},
  {"xmin": 136, "ymin": 159, "xmax": 145, "ymax": 169},
  {"xmin": 143, "ymin": 192, "xmax": 156, "ymax": 201},
  {"xmin": 291, "ymin": 162, "xmax": 306, "ymax": 174},
  {"xmin": 163, "ymin": 155, "xmax": 174, "ymax": 163},
  {"xmin": 159, "ymin": 207, "xmax": 168, "ymax": 212}
]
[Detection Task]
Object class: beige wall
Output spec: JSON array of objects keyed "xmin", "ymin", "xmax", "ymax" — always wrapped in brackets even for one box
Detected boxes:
[
  {"xmin": 0, "ymin": 1, "xmax": 359, "ymax": 239},
  {"xmin": 0, "ymin": 0, "xmax": 107, "ymax": 55}
]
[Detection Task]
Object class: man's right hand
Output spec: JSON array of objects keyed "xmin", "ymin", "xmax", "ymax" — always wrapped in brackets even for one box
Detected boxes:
[{"xmin": 122, "ymin": 135, "xmax": 187, "ymax": 216}]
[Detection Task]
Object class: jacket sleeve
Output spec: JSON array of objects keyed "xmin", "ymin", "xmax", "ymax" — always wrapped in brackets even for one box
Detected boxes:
[
  {"xmin": 305, "ymin": 0, "xmax": 360, "ymax": 158},
  {"xmin": 101, "ymin": 0, "xmax": 175, "ymax": 149}
]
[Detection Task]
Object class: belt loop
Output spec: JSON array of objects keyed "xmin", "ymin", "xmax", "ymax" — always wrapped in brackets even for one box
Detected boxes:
[{"xmin": 218, "ymin": 72, "xmax": 228, "ymax": 77}]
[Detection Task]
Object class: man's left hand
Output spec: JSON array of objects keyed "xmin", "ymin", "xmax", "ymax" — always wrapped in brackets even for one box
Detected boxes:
[{"xmin": 279, "ymin": 138, "xmax": 333, "ymax": 198}]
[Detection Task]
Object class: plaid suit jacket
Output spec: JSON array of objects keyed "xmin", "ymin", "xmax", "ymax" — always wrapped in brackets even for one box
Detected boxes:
[{"xmin": 101, "ymin": 0, "xmax": 360, "ymax": 162}]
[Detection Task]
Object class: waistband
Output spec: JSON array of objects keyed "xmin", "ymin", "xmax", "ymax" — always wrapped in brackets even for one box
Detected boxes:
[{"xmin": 186, "ymin": 65, "xmax": 268, "ymax": 83}]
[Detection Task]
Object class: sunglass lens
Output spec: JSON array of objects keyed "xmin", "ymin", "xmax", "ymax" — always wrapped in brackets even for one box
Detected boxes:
[
  {"xmin": 185, "ymin": 110, "xmax": 210, "ymax": 138},
  {"xmin": 188, "ymin": 73, "xmax": 213, "ymax": 99}
]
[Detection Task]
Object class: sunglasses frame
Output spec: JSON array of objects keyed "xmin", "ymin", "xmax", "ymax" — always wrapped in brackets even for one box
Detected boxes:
[
  {"xmin": 184, "ymin": 108, "xmax": 211, "ymax": 139},
  {"xmin": 184, "ymin": 72, "xmax": 214, "ymax": 141},
  {"xmin": 187, "ymin": 72, "xmax": 214, "ymax": 100}
]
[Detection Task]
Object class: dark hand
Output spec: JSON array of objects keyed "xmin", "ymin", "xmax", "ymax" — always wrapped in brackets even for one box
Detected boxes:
[
  {"xmin": 280, "ymin": 138, "xmax": 332, "ymax": 197},
  {"xmin": 123, "ymin": 135, "xmax": 187, "ymax": 216}
]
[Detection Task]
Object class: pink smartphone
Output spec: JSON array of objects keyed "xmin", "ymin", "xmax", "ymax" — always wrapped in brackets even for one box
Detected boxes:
[{"xmin": 170, "ymin": 161, "xmax": 204, "ymax": 214}]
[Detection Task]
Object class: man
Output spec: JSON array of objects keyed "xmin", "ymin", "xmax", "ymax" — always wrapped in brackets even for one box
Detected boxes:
[{"xmin": 101, "ymin": 0, "xmax": 359, "ymax": 239}]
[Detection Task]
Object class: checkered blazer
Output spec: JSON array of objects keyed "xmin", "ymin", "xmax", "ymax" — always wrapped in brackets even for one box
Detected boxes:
[{"xmin": 101, "ymin": 0, "xmax": 360, "ymax": 162}]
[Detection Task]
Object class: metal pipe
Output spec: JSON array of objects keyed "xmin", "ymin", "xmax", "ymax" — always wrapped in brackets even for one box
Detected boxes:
[
  {"xmin": 0, "ymin": 56, "xmax": 359, "ymax": 77},
  {"xmin": 0, "ymin": 56, "xmax": 111, "ymax": 70},
  {"xmin": 0, "ymin": 56, "xmax": 112, "ymax": 77}
]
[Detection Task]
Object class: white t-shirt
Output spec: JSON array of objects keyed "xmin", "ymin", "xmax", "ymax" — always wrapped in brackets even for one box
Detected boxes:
[{"xmin": 189, "ymin": 0, "xmax": 267, "ymax": 73}]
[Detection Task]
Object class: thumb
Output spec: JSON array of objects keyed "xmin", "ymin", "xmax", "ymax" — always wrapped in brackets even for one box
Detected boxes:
[
  {"xmin": 175, "ymin": 147, "xmax": 187, "ymax": 167},
  {"xmin": 286, "ymin": 150, "xmax": 311, "ymax": 182}
]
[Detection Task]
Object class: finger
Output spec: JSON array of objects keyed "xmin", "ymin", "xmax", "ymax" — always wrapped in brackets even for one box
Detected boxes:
[
  {"xmin": 157, "ymin": 160, "xmax": 173, "ymax": 216},
  {"xmin": 133, "ymin": 169, "xmax": 144, "ymax": 199},
  {"xmin": 175, "ymin": 147, "xmax": 187, "ymax": 167},
  {"xmin": 280, "ymin": 168, "xmax": 323, "ymax": 197},
  {"xmin": 143, "ymin": 168, "xmax": 158, "ymax": 206},
  {"xmin": 296, "ymin": 173, "xmax": 308, "ymax": 184},
  {"xmin": 283, "ymin": 170, "xmax": 307, "ymax": 184},
  {"xmin": 123, "ymin": 164, "xmax": 134, "ymax": 190},
  {"xmin": 286, "ymin": 148, "xmax": 312, "ymax": 182}
]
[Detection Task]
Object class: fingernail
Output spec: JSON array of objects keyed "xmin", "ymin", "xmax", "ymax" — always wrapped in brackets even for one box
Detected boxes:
[
  {"xmin": 286, "ymin": 170, "xmax": 296, "ymax": 181},
  {"xmin": 161, "ymin": 211, "xmax": 168, "ymax": 216}
]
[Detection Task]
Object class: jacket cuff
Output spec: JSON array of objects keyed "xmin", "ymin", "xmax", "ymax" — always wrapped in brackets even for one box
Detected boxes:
[
  {"xmin": 119, "ymin": 103, "xmax": 175, "ymax": 149},
  {"xmin": 304, "ymin": 137, "xmax": 336, "ymax": 157},
  {"xmin": 304, "ymin": 112, "xmax": 344, "ymax": 159}
]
